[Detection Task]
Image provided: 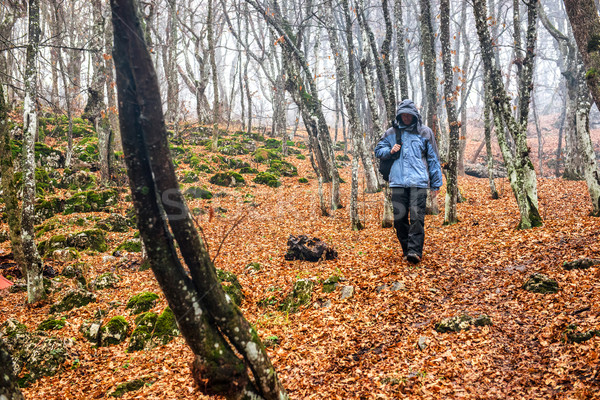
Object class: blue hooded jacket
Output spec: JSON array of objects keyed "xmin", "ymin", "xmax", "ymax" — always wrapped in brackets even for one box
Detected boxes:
[{"xmin": 374, "ymin": 99, "xmax": 443, "ymax": 189}]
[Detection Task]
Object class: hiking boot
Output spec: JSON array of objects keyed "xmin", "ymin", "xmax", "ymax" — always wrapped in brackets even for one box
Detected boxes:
[{"xmin": 406, "ymin": 253, "xmax": 421, "ymax": 264}]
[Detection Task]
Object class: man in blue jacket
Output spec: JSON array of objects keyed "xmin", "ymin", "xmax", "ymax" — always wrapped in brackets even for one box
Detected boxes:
[{"xmin": 375, "ymin": 99, "xmax": 443, "ymax": 264}]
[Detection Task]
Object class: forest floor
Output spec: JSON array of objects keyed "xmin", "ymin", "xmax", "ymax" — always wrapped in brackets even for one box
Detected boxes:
[{"xmin": 1, "ymin": 119, "xmax": 600, "ymax": 399}]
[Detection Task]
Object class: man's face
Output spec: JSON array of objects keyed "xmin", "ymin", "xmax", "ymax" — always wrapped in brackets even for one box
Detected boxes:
[{"xmin": 400, "ymin": 113, "xmax": 414, "ymax": 125}]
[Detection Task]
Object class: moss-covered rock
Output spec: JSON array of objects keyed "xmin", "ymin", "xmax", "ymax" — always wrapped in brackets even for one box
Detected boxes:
[
  {"xmin": 435, "ymin": 313, "xmax": 492, "ymax": 333},
  {"xmin": 109, "ymin": 378, "xmax": 149, "ymax": 397},
  {"xmin": 184, "ymin": 186, "xmax": 213, "ymax": 199},
  {"xmin": 279, "ymin": 279, "xmax": 315, "ymax": 313},
  {"xmin": 11, "ymin": 335, "xmax": 72, "ymax": 387},
  {"xmin": 239, "ymin": 166, "xmax": 259, "ymax": 174},
  {"xmin": 59, "ymin": 170, "xmax": 96, "ymax": 191},
  {"xmin": 322, "ymin": 275, "xmax": 342, "ymax": 293},
  {"xmin": 115, "ymin": 239, "xmax": 142, "ymax": 253},
  {"xmin": 100, "ymin": 316, "xmax": 129, "ymax": 346},
  {"xmin": 1, "ymin": 318, "xmax": 27, "ymax": 337},
  {"xmin": 67, "ymin": 229, "xmax": 107, "ymax": 252},
  {"xmin": 264, "ymin": 138, "xmax": 281, "ymax": 149},
  {"xmin": 563, "ymin": 324, "xmax": 600, "ymax": 343},
  {"xmin": 34, "ymin": 197, "xmax": 65, "ymax": 222},
  {"xmin": 253, "ymin": 172, "xmax": 281, "ymax": 188},
  {"xmin": 522, "ymin": 273, "xmax": 559, "ymax": 294},
  {"xmin": 50, "ymin": 289, "xmax": 96, "ymax": 313},
  {"xmin": 64, "ymin": 189, "xmax": 118, "ymax": 214},
  {"xmin": 209, "ymin": 171, "xmax": 245, "ymax": 187},
  {"xmin": 126, "ymin": 292, "xmax": 159, "ymax": 314},
  {"xmin": 50, "ymin": 248, "xmax": 79, "ymax": 262},
  {"xmin": 95, "ymin": 213, "xmax": 130, "ymax": 233},
  {"xmin": 11, "ymin": 140, "xmax": 65, "ymax": 169},
  {"xmin": 37, "ymin": 234, "xmax": 68, "ymax": 256},
  {"xmin": 128, "ymin": 307, "xmax": 180, "ymax": 352},
  {"xmin": 563, "ymin": 258, "xmax": 600, "ymax": 270},
  {"xmin": 73, "ymin": 137, "xmax": 99, "ymax": 163},
  {"xmin": 92, "ymin": 272, "xmax": 120, "ymax": 290},
  {"xmin": 298, "ymin": 177, "xmax": 309, "ymax": 183},
  {"xmin": 267, "ymin": 160, "xmax": 298, "ymax": 177},
  {"xmin": 252, "ymin": 148, "xmax": 281, "ymax": 163},
  {"xmin": 180, "ymin": 170, "xmax": 200, "ymax": 183},
  {"xmin": 216, "ymin": 269, "xmax": 244, "ymax": 306},
  {"xmin": 81, "ymin": 321, "xmax": 102, "ymax": 344},
  {"xmin": 218, "ymin": 143, "xmax": 249, "ymax": 156},
  {"xmin": 37, "ymin": 317, "xmax": 66, "ymax": 331}
]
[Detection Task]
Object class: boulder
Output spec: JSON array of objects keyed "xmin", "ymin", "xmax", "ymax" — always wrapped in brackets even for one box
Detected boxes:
[
  {"xmin": 184, "ymin": 187, "xmax": 213, "ymax": 199},
  {"xmin": 115, "ymin": 239, "xmax": 142, "ymax": 253},
  {"xmin": 95, "ymin": 213, "xmax": 130, "ymax": 233},
  {"xmin": 50, "ymin": 289, "xmax": 96, "ymax": 313},
  {"xmin": 322, "ymin": 275, "xmax": 341, "ymax": 293},
  {"xmin": 464, "ymin": 162, "xmax": 507, "ymax": 178},
  {"xmin": 435, "ymin": 313, "xmax": 492, "ymax": 333},
  {"xmin": 64, "ymin": 189, "xmax": 118, "ymax": 214},
  {"xmin": 109, "ymin": 378, "xmax": 149, "ymax": 398},
  {"xmin": 81, "ymin": 321, "xmax": 102, "ymax": 344},
  {"xmin": 100, "ymin": 316, "xmax": 129, "ymax": 346},
  {"xmin": 563, "ymin": 258, "xmax": 600, "ymax": 271},
  {"xmin": 126, "ymin": 292, "xmax": 159, "ymax": 314},
  {"xmin": 209, "ymin": 171, "xmax": 246, "ymax": 187},
  {"xmin": 254, "ymin": 172, "xmax": 281, "ymax": 188},
  {"xmin": 91, "ymin": 272, "xmax": 120, "ymax": 290},
  {"xmin": 340, "ymin": 285, "xmax": 354, "ymax": 300},
  {"xmin": 279, "ymin": 279, "xmax": 315, "ymax": 313},
  {"xmin": 128, "ymin": 308, "xmax": 179, "ymax": 352},
  {"xmin": 67, "ymin": 229, "xmax": 107, "ymax": 252},
  {"xmin": 284, "ymin": 235, "xmax": 338, "ymax": 262},
  {"xmin": 36, "ymin": 318, "xmax": 66, "ymax": 331}
]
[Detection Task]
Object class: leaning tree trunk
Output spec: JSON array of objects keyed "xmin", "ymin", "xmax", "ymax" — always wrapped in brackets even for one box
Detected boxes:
[
  {"xmin": 0, "ymin": 83, "xmax": 26, "ymax": 272},
  {"xmin": 110, "ymin": 0, "xmax": 289, "ymax": 398},
  {"xmin": 473, "ymin": 0, "xmax": 542, "ymax": 229},
  {"xmin": 440, "ymin": 0, "xmax": 459, "ymax": 225},
  {"xmin": 22, "ymin": 0, "xmax": 45, "ymax": 303}
]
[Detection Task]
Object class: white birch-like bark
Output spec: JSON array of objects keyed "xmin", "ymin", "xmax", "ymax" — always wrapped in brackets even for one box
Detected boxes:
[{"xmin": 22, "ymin": 0, "xmax": 45, "ymax": 303}]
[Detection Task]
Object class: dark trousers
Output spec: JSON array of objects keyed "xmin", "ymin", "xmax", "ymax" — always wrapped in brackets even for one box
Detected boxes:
[{"xmin": 391, "ymin": 187, "xmax": 428, "ymax": 257}]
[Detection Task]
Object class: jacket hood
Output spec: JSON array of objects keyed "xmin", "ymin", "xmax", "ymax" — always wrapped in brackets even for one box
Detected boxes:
[{"xmin": 395, "ymin": 99, "xmax": 423, "ymax": 129}]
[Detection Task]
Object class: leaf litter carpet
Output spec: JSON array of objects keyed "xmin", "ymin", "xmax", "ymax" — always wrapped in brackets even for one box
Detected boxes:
[{"xmin": 2, "ymin": 168, "xmax": 600, "ymax": 399}]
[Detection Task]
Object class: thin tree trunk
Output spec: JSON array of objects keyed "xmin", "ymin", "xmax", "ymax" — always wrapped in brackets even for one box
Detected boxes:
[
  {"xmin": 440, "ymin": 0, "xmax": 459, "ymax": 225},
  {"xmin": 484, "ymin": 86, "xmax": 499, "ymax": 199},
  {"xmin": 22, "ymin": 0, "xmax": 45, "ymax": 303},
  {"xmin": 394, "ymin": 0, "xmax": 409, "ymax": 100},
  {"xmin": 473, "ymin": 0, "xmax": 542, "ymax": 228},
  {"xmin": 208, "ymin": 0, "xmax": 220, "ymax": 151}
]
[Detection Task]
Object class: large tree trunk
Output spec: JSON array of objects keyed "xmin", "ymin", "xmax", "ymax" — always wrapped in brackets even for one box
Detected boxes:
[
  {"xmin": 563, "ymin": 0, "xmax": 600, "ymax": 110},
  {"xmin": 22, "ymin": 0, "xmax": 45, "ymax": 303},
  {"xmin": 394, "ymin": 0, "xmax": 409, "ymax": 100},
  {"xmin": 110, "ymin": 0, "xmax": 289, "ymax": 398},
  {"xmin": 473, "ymin": 0, "xmax": 542, "ymax": 229},
  {"xmin": 440, "ymin": 0, "xmax": 459, "ymax": 225}
]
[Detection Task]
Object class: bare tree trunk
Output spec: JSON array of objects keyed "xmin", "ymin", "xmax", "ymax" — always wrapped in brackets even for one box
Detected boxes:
[
  {"xmin": 110, "ymin": 0, "xmax": 289, "ymax": 397},
  {"xmin": 208, "ymin": 0, "xmax": 220, "ymax": 151},
  {"xmin": 420, "ymin": 0, "xmax": 440, "ymax": 216},
  {"xmin": 473, "ymin": 0, "xmax": 542, "ymax": 228},
  {"xmin": 484, "ymin": 86, "xmax": 499, "ymax": 199},
  {"xmin": 22, "ymin": 0, "xmax": 45, "ymax": 303},
  {"xmin": 394, "ymin": 0, "xmax": 409, "ymax": 100},
  {"xmin": 532, "ymin": 95, "xmax": 544, "ymax": 176},
  {"xmin": 164, "ymin": 0, "xmax": 178, "ymax": 124},
  {"xmin": 440, "ymin": 0, "xmax": 459, "ymax": 225}
]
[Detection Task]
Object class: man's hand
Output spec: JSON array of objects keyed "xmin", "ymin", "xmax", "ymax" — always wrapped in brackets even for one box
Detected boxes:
[{"xmin": 390, "ymin": 144, "xmax": 401, "ymax": 154}]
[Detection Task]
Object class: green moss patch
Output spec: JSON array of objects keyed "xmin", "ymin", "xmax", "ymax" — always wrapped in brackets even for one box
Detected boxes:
[
  {"xmin": 37, "ymin": 317, "xmax": 66, "ymax": 331},
  {"xmin": 254, "ymin": 172, "xmax": 281, "ymax": 188},
  {"xmin": 279, "ymin": 279, "xmax": 315, "ymax": 313},
  {"xmin": 209, "ymin": 171, "xmax": 245, "ymax": 187},
  {"xmin": 109, "ymin": 378, "xmax": 150, "ymax": 397},
  {"xmin": 64, "ymin": 190, "xmax": 118, "ymax": 214},
  {"xmin": 216, "ymin": 269, "xmax": 244, "ymax": 306},
  {"xmin": 184, "ymin": 186, "xmax": 213, "ymax": 199},
  {"xmin": 50, "ymin": 289, "xmax": 96, "ymax": 313},
  {"xmin": 126, "ymin": 292, "xmax": 159, "ymax": 314},
  {"xmin": 252, "ymin": 148, "xmax": 281, "ymax": 163},
  {"xmin": 116, "ymin": 239, "xmax": 142, "ymax": 253},
  {"xmin": 100, "ymin": 316, "xmax": 129, "ymax": 346}
]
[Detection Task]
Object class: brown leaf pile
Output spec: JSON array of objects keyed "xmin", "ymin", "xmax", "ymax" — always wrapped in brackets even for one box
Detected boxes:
[{"xmin": 1, "ymin": 127, "xmax": 600, "ymax": 400}]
